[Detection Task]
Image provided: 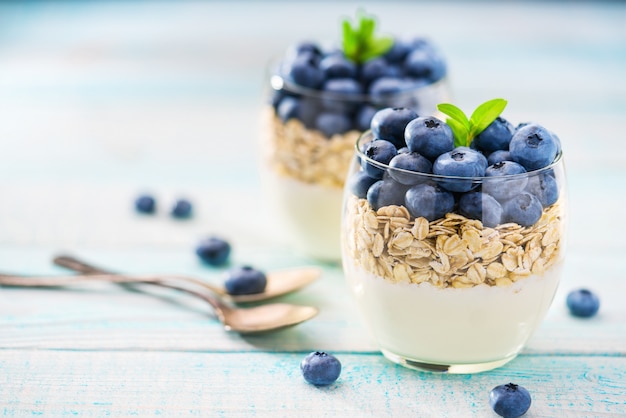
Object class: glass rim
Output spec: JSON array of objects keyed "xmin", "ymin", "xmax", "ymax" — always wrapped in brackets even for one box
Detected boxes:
[
  {"xmin": 268, "ymin": 64, "xmax": 448, "ymax": 103},
  {"xmin": 355, "ymin": 130, "xmax": 564, "ymax": 182}
]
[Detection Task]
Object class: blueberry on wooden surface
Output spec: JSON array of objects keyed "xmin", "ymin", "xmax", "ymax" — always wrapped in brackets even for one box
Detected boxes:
[
  {"xmin": 195, "ymin": 237, "xmax": 231, "ymax": 266},
  {"xmin": 224, "ymin": 266, "xmax": 267, "ymax": 295},
  {"xmin": 134, "ymin": 194, "xmax": 156, "ymax": 214},
  {"xmin": 300, "ymin": 351, "xmax": 341, "ymax": 386},
  {"xmin": 567, "ymin": 288, "xmax": 600, "ymax": 318},
  {"xmin": 489, "ymin": 382, "xmax": 532, "ymax": 418},
  {"xmin": 171, "ymin": 198, "xmax": 192, "ymax": 219}
]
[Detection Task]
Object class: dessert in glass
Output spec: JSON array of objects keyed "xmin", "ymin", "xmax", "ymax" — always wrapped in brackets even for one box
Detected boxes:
[
  {"xmin": 261, "ymin": 12, "xmax": 450, "ymax": 261},
  {"xmin": 341, "ymin": 99, "xmax": 567, "ymax": 373}
]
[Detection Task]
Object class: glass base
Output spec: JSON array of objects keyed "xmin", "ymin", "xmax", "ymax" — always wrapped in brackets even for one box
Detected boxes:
[{"xmin": 381, "ymin": 349, "xmax": 517, "ymax": 374}]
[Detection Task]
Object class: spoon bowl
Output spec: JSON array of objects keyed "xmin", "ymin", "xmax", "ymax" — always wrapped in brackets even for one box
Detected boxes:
[
  {"xmin": 53, "ymin": 254, "xmax": 321, "ymax": 303},
  {"xmin": 0, "ymin": 273, "xmax": 319, "ymax": 334}
]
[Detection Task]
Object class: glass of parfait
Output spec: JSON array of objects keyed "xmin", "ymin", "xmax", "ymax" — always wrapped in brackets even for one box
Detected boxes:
[
  {"xmin": 260, "ymin": 13, "xmax": 450, "ymax": 261},
  {"xmin": 341, "ymin": 103, "xmax": 567, "ymax": 373}
]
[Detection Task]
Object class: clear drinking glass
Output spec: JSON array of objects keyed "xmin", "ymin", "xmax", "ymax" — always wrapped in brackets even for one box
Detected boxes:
[
  {"xmin": 260, "ymin": 68, "xmax": 450, "ymax": 261},
  {"xmin": 341, "ymin": 131, "xmax": 567, "ymax": 373}
]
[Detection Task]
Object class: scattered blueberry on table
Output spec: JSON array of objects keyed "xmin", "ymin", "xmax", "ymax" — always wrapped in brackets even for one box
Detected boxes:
[
  {"xmin": 134, "ymin": 194, "xmax": 156, "ymax": 214},
  {"xmin": 171, "ymin": 198, "xmax": 193, "ymax": 219},
  {"xmin": 300, "ymin": 351, "xmax": 341, "ymax": 386},
  {"xmin": 489, "ymin": 383, "xmax": 532, "ymax": 418},
  {"xmin": 224, "ymin": 266, "xmax": 267, "ymax": 295},
  {"xmin": 566, "ymin": 288, "xmax": 600, "ymax": 318},
  {"xmin": 195, "ymin": 236, "xmax": 231, "ymax": 266}
]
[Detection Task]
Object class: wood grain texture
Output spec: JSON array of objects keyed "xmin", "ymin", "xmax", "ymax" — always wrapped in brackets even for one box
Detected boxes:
[
  {"xmin": 0, "ymin": 0, "xmax": 625, "ymax": 416},
  {"xmin": 1, "ymin": 351, "xmax": 625, "ymax": 417}
]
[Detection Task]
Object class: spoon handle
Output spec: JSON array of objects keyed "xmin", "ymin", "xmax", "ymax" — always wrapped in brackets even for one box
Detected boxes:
[
  {"xmin": 52, "ymin": 254, "xmax": 232, "ymax": 318},
  {"xmin": 0, "ymin": 272, "xmax": 230, "ymax": 323},
  {"xmin": 54, "ymin": 255, "xmax": 108, "ymax": 275},
  {"xmin": 53, "ymin": 254, "xmax": 227, "ymax": 296}
]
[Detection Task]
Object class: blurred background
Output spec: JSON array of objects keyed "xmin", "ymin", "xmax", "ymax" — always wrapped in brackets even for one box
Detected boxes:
[{"xmin": 0, "ymin": 1, "xmax": 624, "ymax": 262}]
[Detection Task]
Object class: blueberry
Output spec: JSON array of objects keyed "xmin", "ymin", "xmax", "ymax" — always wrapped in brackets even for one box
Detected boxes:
[
  {"xmin": 321, "ymin": 78, "xmax": 363, "ymax": 113},
  {"xmin": 483, "ymin": 161, "xmax": 528, "ymax": 202},
  {"xmin": 473, "ymin": 117, "xmax": 514, "ymax": 153},
  {"xmin": 276, "ymin": 96, "xmax": 301, "ymax": 122},
  {"xmin": 135, "ymin": 194, "xmax": 156, "ymax": 214},
  {"xmin": 315, "ymin": 112, "xmax": 352, "ymax": 137},
  {"xmin": 487, "ymin": 150, "xmax": 512, "ymax": 166},
  {"xmin": 525, "ymin": 172, "xmax": 559, "ymax": 207},
  {"xmin": 384, "ymin": 38, "xmax": 411, "ymax": 63},
  {"xmin": 291, "ymin": 41, "xmax": 322, "ymax": 57},
  {"xmin": 368, "ymin": 77, "xmax": 416, "ymax": 108},
  {"xmin": 297, "ymin": 97, "xmax": 323, "ymax": 129},
  {"xmin": 319, "ymin": 54, "xmax": 357, "ymax": 79},
  {"xmin": 404, "ymin": 48, "xmax": 446, "ymax": 82},
  {"xmin": 370, "ymin": 107, "xmax": 419, "ymax": 149},
  {"xmin": 195, "ymin": 236, "xmax": 231, "ymax": 266},
  {"xmin": 367, "ymin": 179, "xmax": 409, "ymax": 211},
  {"xmin": 388, "ymin": 151, "xmax": 432, "ymax": 185},
  {"xmin": 171, "ymin": 198, "xmax": 193, "ymax": 219},
  {"xmin": 360, "ymin": 57, "xmax": 390, "ymax": 86},
  {"xmin": 509, "ymin": 124, "xmax": 558, "ymax": 171},
  {"xmin": 432, "ymin": 147, "xmax": 486, "ymax": 192},
  {"xmin": 404, "ymin": 183, "xmax": 455, "ymax": 221},
  {"xmin": 404, "ymin": 116, "xmax": 454, "ymax": 161},
  {"xmin": 348, "ymin": 170, "xmax": 378, "ymax": 199},
  {"xmin": 566, "ymin": 288, "xmax": 600, "ymax": 318},
  {"xmin": 361, "ymin": 139, "xmax": 398, "ymax": 179},
  {"xmin": 224, "ymin": 266, "xmax": 267, "ymax": 295},
  {"xmin": 458, "ymin": 192, "xmax": 502, "ymax": 228},
  {"xmin": 501, "ymin": 192, "xmax": 543, "ymax": 227},
  {"xmin": 355, "ymin": 105, "xmax": 379, "ymax": 132},
  {"xmin": 300, "ymin": 351, "xmax": 341, "ymax": 386},
  {"xmin": 288, "ymin": 55, "xmax": 325, "ymax": 89},
  {"xmin": 489, "ymin": 383, "xmax": 532, "ymax": 418}
]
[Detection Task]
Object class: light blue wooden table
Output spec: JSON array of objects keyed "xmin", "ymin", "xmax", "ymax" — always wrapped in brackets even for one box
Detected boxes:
[{"xmin": 1, "ymin": 1, "xmax": 625, "ymax": 416}]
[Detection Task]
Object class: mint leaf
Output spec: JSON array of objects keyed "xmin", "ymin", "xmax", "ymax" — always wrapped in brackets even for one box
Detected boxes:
[
  {"xmin": 437, "ymin": 99, "xmax": 507, "ymax": 147},
  {"xmin": 446, "ymin": 118, "xmax": 471, "ymax": 148},
  {"xmin": 468, "ymin": 98, "xmax": 508, "ymax": 139},
  {"xmin": 437, "ymin": 103, "xmax": 470, "ymax": 127},
  {"xmin": 437, "ymin": 103, "xmax": 471, "ymax": 147},
  {"xmin": 362, "ymin": 37, "xmax": 394, "ymax": 62},
  {"xmin": 341, "ymin": 11, "xmax": 393, "ymax": 64}
]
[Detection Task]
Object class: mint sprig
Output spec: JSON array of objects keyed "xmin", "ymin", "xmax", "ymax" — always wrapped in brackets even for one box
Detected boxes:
[
  {"xmin": 342, "ymin": 10, "xmax": 393, "ymax": 64},
  {"xmin": 437, "ymin": 98, "xmax": 508, "ymax": 148}
]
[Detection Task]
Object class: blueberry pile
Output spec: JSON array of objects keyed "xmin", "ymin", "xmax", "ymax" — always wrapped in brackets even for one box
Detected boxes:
[
  {"xmin": 271, "ymin": 37, "xmax": 447, "ymax": 138},
  {"xmin": 350, "ymin": 107, "xmax": 562, "ymax": 228}
]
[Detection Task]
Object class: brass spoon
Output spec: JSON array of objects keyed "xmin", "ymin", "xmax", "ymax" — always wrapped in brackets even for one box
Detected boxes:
[
  {"xmin": 53, "ymin": 254, "xmax": 321, "ymax": 303},
  {"xmin": 0, "ymin": 273, "xmax": 319, "ymax": 334}
]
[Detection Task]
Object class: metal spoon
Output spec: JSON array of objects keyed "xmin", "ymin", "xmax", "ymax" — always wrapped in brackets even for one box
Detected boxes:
[
  {"xmin": 0, "ymin": 273, "xmax": 319, "ymax": 334},
  {"xmin": 53, "ymin": 254, "xmax": 321, "ymax": 303}
]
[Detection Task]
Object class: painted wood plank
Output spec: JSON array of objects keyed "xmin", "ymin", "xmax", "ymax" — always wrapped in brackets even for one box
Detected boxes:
[
  {"xmin": 1, "ymin": 246, "xmax": 624, "ymax": 355},
  {"xmin": 0, "ymin": 350, "xmax": 624, "ymax": 417}
]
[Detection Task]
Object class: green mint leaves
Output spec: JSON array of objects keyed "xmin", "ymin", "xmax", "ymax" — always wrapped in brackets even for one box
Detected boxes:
[
  {"xmin": 342, "ymin": 10, "xmax": 393, "ymax": 64},
  {"xmin": 437, "ymin": 98, "xmax": 508, "ymax": 148}
]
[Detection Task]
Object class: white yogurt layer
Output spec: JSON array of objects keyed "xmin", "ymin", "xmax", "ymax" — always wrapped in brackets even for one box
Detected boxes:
[
  {"xmin": 343, "ymin": 261, "xmax": 562, "ymax": 365},
  {"xmin": 263, "ymin": 169, "xmax": 342, "ymax": 261}
]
